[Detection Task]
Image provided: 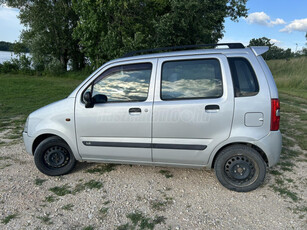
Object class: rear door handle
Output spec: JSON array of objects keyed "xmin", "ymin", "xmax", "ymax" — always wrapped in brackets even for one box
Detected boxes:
[
  {"xmin": 129, "ymin": 108, "xmax": 141, "ymax": 114},
  {"xmin": 205, "ymin": 104, "xmax": 220, "ymax": 112}
]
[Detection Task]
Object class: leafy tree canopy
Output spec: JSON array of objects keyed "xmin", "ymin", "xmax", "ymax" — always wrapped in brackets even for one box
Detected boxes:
[
  {"xmin": 3, "ymin": 0, "xmax": 85, "ymax": 71},
  {"xmin": 73, "ymin": 0, "xmax": 248, "ymax": 67},
  {"xmin": 2, "ymin": 0, "xmax": 248, "ymax": 69}
]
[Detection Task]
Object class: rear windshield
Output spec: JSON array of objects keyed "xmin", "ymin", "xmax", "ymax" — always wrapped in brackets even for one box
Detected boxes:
[{"xmin": 228, "ymin": 57, "xmax": 259, "ymax": 97}]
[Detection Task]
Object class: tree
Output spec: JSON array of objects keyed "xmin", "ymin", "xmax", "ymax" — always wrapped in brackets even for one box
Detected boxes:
[
  {"xmin": 249, "ymin": 37, "xmax": 294, "ymax": 60},
  {"xmin": 3, "ymin": 0, "xmax": 85, "ymax": 71},
  {"xmin": 303, "ymin": 33, "xmax": 307, "ymax": 56},
  {"xmin": 73, "ymin": 0, "xmax": 248, "ymax": 68},
  {"xmin": 0, "ymin": 41, "xmax": 14, "ymax": 51}
]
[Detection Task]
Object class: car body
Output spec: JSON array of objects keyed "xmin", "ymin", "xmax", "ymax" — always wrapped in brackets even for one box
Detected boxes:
[{"xmin": 23, "ymin": 44, "xmax": 282, "ymax": 192}]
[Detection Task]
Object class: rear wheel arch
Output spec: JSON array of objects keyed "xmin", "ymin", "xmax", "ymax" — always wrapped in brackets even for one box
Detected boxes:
[{"xmin": 211, "ymin": 142, "xmax": 269, "ymax": 168}]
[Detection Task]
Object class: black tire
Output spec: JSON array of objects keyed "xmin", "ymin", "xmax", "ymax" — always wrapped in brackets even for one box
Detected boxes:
[
  {"xmin": 214, "ymin": 145, "xmax": 266, "ymax": 192},
  {"xmin": 34, "ymin": 136, "xmax": 76, "ymax": 176}
]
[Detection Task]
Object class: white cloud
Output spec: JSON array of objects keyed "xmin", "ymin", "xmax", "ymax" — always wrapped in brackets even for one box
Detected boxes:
[
  {"xmin": 270, "ymin": 18, "xmax": 286, "ymax": 26},
  {"xmin": 245, "ymin": 12, "xmax": 286, "ymax": 27},
  {"xmin": 0, "ymin": 6, "xmax": 24, "ymax": 42},
  {"xmin": 280, "ymin": 18, "xmax": 307, "ymax": 33},
  {"xmin": 270, "ymin": 39, "xmax": 281, "ymax": 44}
]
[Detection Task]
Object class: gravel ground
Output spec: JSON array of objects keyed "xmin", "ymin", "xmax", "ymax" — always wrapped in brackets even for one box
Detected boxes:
[{"xmin": 0, "ymin": 143, "xmax": 305, "ymax": 230}]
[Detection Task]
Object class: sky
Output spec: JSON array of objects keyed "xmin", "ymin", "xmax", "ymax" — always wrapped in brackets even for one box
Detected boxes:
[{"xmin": 0, "ymin": 0, "xmax": 306, "ymax": 51}]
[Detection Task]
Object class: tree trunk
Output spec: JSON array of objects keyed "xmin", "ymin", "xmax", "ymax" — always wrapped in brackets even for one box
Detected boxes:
[{"xmin": 60, "ymin": 49, "xmax": 68, "ymax": 71}]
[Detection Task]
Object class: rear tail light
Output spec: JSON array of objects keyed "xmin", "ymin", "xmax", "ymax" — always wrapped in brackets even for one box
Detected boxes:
[{"xmin": 271, "ymin": 99, "xmax": 280, "ymax": 131}]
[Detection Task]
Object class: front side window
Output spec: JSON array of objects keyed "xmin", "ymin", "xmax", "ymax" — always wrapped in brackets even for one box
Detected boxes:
[
  {"xmin": 161, "ymin": 59, "xmax": 223, "ymax": 100},
  {"xmin": 92, "ymin": 63, "xmax": 152, "ymax": 102}
]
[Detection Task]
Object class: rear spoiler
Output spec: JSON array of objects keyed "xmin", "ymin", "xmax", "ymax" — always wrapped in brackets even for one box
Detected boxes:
[{"xmin": 250, "ymin": 46, "xmax": 269, "ymax": 56}]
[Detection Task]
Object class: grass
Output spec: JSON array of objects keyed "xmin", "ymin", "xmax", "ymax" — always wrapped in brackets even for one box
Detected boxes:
[
  {"xmin": 85, "ymin": 164, "xmax": 117, "ymax": 175},
  {"xmin": 1, "ymin": 213, "xmax": 18, "ymax": 224},
  {"xmin": 0, "ymin": 73, "xmax": 84, "ymax": 120},
  {"xmin": 49, "ymin": 180, "xmax": 103, "ymax": 197},
  {"xmin": 35, "ymin": 178, "xmax": 47, "ymax": 186},
  {"xmin": 150, "ymin": 189, "xmax": 174, "ymax": 211},
  {"xmin": 99, "ymin": 207, "xmax": 109, "ymax": 214},
  {"xmin": 84, "ymin": 180, "xmax": 103, "ymax": 189},
  {"xmin": 49, "ymin": 184, "xmax": 71, "ymax": 196},
  {"xmin": 117, "ymin": 210, "xmax": 166, "ymax": 230},
  {"xmin": 36, "ymin": 213, "xmax": 53, "ymax": 225},
  {"xmin": 82, "ymin": 226, "xmax": 94, "ymax": 230},
  {"xmin": 0, "ymin": 73, "xmax": 85, "ymax": 141},
  {"xmin": 158, "ymin": 170, "xmax": 173, "ymax": 178},
  {"xmin": 0, "ymin": 156, "xmax": 11, "ymax": 161},
  {"xmin": 267, "ymin": 92, "xmax": 306, "ymax": 204},
  {"xmin": 103, "ymin": 200, "xmax": 110, "ymax": 205},
  {"xmin": 44, "ymin": 195, "xmax": 57, "ymax": 203},
  {"xmin": 267, "ymin": 57, "xmax": 307, "ymax": 99},
  {"xmin": 0, "ymin": 163, "xmax": 12, "ymax": 169},
  {"xmin": 62, "ymin": 204, "xmax": 74, "ymax": 211},
  {"xmin": 99, "ymin": 207, "xmax": 109, "ymax": 219},
  {"xmin": 270, "ymin": 185, "xmax": 300, "ymax": 202},
  {"xmin": 150, "ymin": 200, "xmax": 169, "ymax": 211}
]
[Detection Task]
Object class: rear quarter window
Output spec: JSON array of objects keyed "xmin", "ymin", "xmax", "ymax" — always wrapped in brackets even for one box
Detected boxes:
[{"xmin": 228, "ymin": 57, "xmax": 259, "ymax": 97}]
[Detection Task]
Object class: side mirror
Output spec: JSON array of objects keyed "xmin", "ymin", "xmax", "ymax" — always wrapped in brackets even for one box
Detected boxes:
[
  {"xmin": 84, "ymin": 92, "xmax": 94, "ymax": 108},
  {"xmin": 93, "ymin": 94, "xmax": 108, "ymax": 104}
]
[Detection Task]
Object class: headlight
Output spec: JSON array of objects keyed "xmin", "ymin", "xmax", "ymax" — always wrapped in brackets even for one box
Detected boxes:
[{"xmin": 24, "ymin": 117, "xmax": 29, "ymax": 133}]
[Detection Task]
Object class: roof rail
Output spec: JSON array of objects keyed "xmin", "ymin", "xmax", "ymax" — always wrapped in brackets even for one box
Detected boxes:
[{"xmin": 122, "ymin": 43, "xmax": 245, "ymax": 58}]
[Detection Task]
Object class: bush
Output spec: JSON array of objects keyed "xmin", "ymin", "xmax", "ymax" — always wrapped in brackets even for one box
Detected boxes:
[
  {"xmin": 0, "ymin": 61, "xmax": 19, "ymax": 73},
  {"xmin": 46, "ymin": 58, "xmax": 65, "ymax": 75},
  {"xmin": 11, "ymin": 55, "xmax": 33, "ymax": 74}
]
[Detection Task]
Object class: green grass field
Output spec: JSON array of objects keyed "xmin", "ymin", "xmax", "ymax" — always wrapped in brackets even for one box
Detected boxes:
[
  {"xmin": 0, "ymin": 72, "xmax": 87, "ymax": 139},
  {"xmin": 267, "ymin": 57, "xmax": 307, "ymax": 99}
]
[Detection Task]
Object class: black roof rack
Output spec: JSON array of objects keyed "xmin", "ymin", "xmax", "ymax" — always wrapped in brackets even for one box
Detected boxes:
[{"xmin": 122, "ymin": 43, "xmax": 245, "ymax": 58}]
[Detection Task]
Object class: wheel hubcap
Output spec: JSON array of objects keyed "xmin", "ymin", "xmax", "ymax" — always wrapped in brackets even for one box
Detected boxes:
[
  {"xmin": 44, "ymin": 146, "xmax": 70, "ymax": 168},
  {"xmin": 224, "ymin": 156, "xmax": 255, "ymax": 183}
]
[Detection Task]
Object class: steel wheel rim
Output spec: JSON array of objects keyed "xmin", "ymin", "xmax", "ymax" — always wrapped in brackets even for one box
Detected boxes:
[
  {"xmin": 224, "ymin": 155, "xmax": 256, "ymax": 185},
  {"xmin": 43, "ymin": 146, "xmax": 70, "ymax": 168}
]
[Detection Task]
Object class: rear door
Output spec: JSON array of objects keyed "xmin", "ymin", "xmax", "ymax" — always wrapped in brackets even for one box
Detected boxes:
[{"xmin": 152, "ymin": 54, "xmax": 234, "ymax": 165}]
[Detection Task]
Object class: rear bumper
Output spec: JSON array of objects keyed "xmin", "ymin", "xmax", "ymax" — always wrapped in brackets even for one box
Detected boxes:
[
  {"xmin": 254, "ymin": 130, "xmax": 282, "ymax": 167},
  {"xmin": 23, "ymin": 132, "xmax": 34, "ymax": 156}
]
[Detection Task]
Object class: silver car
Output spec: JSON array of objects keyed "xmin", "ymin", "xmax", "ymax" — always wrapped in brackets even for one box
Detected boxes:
[{"xmin": 23, "ymin": 43, "xmax": 282, "ymax": 192}]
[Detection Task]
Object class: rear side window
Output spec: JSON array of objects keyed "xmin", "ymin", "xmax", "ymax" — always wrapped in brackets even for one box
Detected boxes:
[
  {"xmin": 228, "ymin": 57, "xmax": 259, "ymax": 97},
  {"xmin": 161, "ymin": 59, "xmax": 223, "ymax": 100}
]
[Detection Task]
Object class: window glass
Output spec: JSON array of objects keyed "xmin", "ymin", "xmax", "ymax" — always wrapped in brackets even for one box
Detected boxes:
[
  {"xmin": 228, "ymin": 58, "xmax": 259, "ymax": 97},
  {"xmin": 92, "ymin": 63, "xmax": 152, "ymax": 102},
  {"xmin": 161, "ymin": 59, "xmax": 223, "ymax": 100}
]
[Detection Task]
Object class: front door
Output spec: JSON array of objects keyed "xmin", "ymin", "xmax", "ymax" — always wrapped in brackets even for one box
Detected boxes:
[
  {"xmin": 75, "ymin": 59, "xmax": 157, "ymax": 163},
  {"xmin": 152, "ymin": 54, "xmax": 234, "ymax": 166}
]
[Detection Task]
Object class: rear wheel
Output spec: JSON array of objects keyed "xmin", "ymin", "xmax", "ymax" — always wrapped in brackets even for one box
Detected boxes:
[
  {"xmin": 34, "ymin": 136, "xmax": 76, "ymax": 176},
  {"xmin": 214, "ymin": 145, "xmax": 266, "ymax": 192}
]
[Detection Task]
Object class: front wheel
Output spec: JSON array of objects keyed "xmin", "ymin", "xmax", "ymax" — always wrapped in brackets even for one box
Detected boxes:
[
  {"xmin": 34, "ymin": 136, "xmax": 76, "ymax": 176},
  {"xmin": 214, "ymin": 145, "xmax": 266, "ymax": 192}
]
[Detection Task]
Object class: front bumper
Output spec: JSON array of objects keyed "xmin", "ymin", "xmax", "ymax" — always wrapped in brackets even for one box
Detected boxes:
[
  {"xmin": 255, "ymin": 130, "xmax": 282, "ymax": 167},
  {"xmin": 23, "ymin": 132, "xmax": 34, "ymax": 156}
]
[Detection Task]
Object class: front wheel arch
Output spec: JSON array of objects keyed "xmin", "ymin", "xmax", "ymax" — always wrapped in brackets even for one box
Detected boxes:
[{"xmin": 32, "ymin": 134, "xmax": 56, "ymax": 155}]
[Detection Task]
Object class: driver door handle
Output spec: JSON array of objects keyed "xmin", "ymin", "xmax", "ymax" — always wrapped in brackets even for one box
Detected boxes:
[
  {"xmin": 129, "ymin": 108, "xmax": 141, "ymax": 114},
  {"xmin": 205, "ymin": 104, "xmax": 220, "ymax": 113}
]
